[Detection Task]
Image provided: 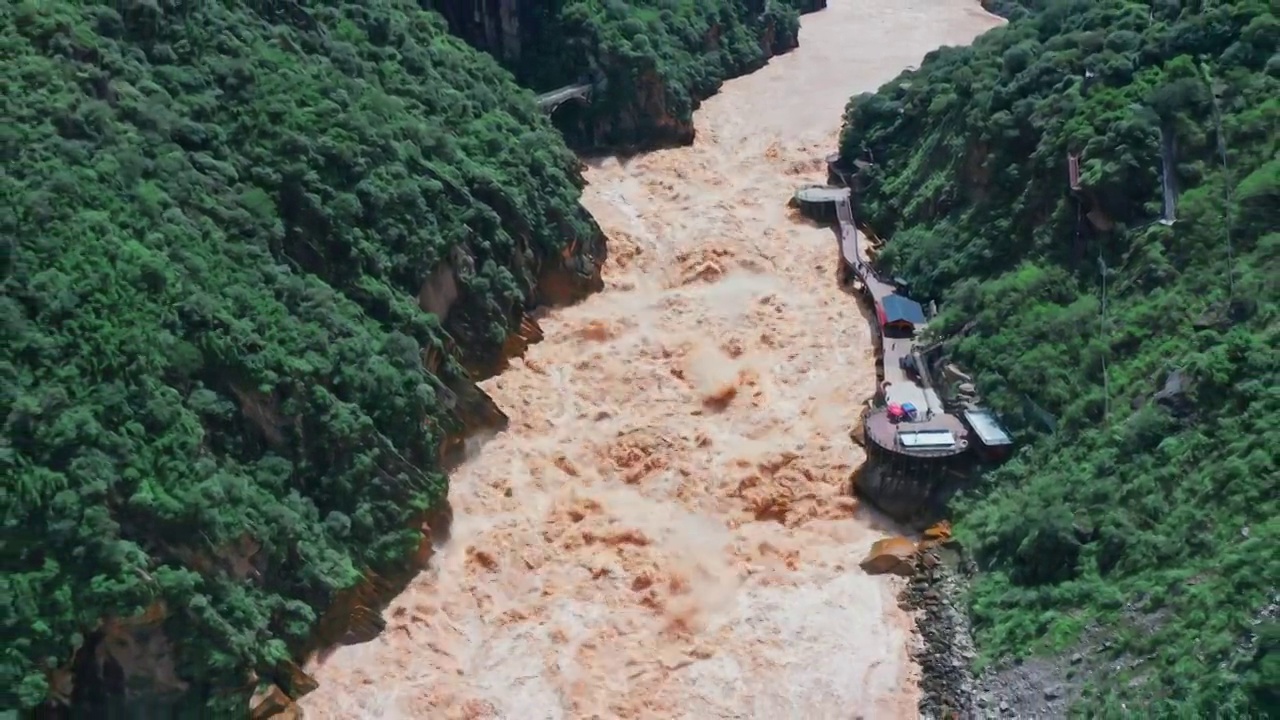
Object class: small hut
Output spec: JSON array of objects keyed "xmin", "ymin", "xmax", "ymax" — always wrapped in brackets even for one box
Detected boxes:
[
  {"xmin": 962, "ymin": 407, "xmax": 1015, "ymax": 463},
  {"xmin": 876, "ymin": 293, "xmax": 927, "ymax": 337}
]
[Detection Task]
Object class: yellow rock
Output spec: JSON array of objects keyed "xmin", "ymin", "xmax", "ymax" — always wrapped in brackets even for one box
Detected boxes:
[
  {"xmin": 923, "ymin": 520, "xmax": 952, "ymax": 541},
  {"xmin": 860, "ymin": 536, "xmax": 918, "ymax": 576}
]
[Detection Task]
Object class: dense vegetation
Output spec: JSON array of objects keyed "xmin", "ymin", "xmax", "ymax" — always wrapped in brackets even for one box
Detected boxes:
[
  {"xmin": 437, "ymin": 0, "xmax": 809, "ymax": 149},
  {"xmin": 3, "ymin": 0, "xmax": 602, "ymax": 713},
  {"xmin": 841, "ymin": 0, "xmax": 1277, "ymax": 714},
  {"xmin": 980, "ymin": 0, "xmax": 1055, "ymax": 22}
]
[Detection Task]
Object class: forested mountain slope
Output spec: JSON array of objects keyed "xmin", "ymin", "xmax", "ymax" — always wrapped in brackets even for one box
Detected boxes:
[
  {"xmin": 3, "ymin": 0, "xmax": 605, "ymax": 714},
  {"xmin": 433, "ymin": 0, "xmax": 820, "ymax": 150},
  {"xmin": 841, "ymin": 0, "xmax": 1277, "ymax": 714}
]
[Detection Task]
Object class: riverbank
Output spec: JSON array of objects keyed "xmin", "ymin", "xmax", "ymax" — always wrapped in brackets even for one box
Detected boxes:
[
  {"xmin": 300, "ymin": 2, "xmax": 1004, "ymax": 717},
  {"xmin": 900, "ymin": 546, "xmax": 981, "ymax": 719},
  {"xmin": 902, "ymin": 546, "xmax": 1093, "ymax": 719}
]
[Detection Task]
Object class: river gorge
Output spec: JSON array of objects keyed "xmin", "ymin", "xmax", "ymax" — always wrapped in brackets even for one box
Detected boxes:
[{"xmin": 301, "ymin": 1, "xmax": 1002, "ymax": 717}]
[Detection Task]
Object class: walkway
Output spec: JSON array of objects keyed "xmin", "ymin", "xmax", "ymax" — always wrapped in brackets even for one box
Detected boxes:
[{"xmin": 829, "ymin": 191, "xmax": 966, "ymax": 455}]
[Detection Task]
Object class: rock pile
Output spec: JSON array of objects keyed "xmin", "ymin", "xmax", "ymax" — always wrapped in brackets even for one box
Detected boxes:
[
  {"xmin": 859, "ymin": 524, "xmax": 1000, "ymax": 717},
  {"xmin": 899, "ymin": 545, "xmax": 981, "ymax": 720}
]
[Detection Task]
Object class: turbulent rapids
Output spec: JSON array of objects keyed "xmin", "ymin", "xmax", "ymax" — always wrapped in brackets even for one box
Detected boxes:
[{"xmin": 301, "ymin": 1, "xmax": 1002, "ymax": 717}]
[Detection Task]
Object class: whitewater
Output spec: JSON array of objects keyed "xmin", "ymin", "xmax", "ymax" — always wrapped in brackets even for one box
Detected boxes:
[{"xmin": 301, "ymin": 1, "xmax": 1002, "ymax": 717}]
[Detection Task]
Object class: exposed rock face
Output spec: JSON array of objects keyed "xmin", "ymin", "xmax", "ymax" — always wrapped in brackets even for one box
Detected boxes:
[
  {"xmin": 757, "ymin": 7, "xmax": 801, "ymax": 57},
  {"xmin": 96, "ymin": 604, "xmax": 187, "ymax": 703},
  {"xmin": 418, "ymin": 261, "xmax": 460, "ymax": 322},
  {"xmin": 1153, "ymin": 368, "xmax": 1195, "ymax": 420},
  {"xmin": 557, "ymin": 68, "xmax": 698, "ymax": 152},
  {"xmin": 434, "ymin": 2, "xmax": 824, "ymax": 153},
  {"xmin": 902, "ymin": 525, "xmax": 1096, "ymax": 719},
  {"xmin": 234, "ymin": 208, "xmax": 601, "ymax": 713},
  {"xmin": 535, "ymin": 221, "xmax": 609, "ymax": 308},
  {"xmin": 444, "ymin": 183, "xmax": 608, "ymax": 378},
  {"xmin": 250, "ymin": 685, "xmax": 298, "ymax": 720},
  {"xmin": 550, "ymin": 14, "xmax": 808, "ymax": 151},
  {"xmin": 431, "ymin": 0, "xmax": 530, "ymax": 63},
  {"xmin": 63, "ymin": 607, "xmax": 188, "ymax": 716},
  {"xmin": 851, "ymin": 453, "xmax": 970, "ymax": 529}
]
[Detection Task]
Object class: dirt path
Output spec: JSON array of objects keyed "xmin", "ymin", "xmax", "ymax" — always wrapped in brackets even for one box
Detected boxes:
[{"xmin": 301, "ymin": 2, "xmax": 1002, "ymax": 718}]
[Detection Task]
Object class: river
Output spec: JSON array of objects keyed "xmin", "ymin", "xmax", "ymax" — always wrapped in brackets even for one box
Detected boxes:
[{"xmin": 300, "ymin": 1, "xmax": 1002, "ymax": 717}]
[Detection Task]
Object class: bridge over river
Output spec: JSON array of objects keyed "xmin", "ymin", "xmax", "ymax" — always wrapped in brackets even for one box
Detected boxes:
[{"xmin": 534, "ymin": 83, "xmax": 592, "ymax": 112}]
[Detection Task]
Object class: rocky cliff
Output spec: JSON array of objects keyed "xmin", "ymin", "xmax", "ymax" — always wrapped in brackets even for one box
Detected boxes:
[
  {"xmin": 849, "ymin": 451, "xmax": 969, "ymax": 530},
  {"xmin": 44, "ymin": 242, "xmax": 605, "ymax": 718},
  {"xmin": 430, "ymin": 0, "xmax": 532, "ymax": 63},
  {"xmin": 5, "ymin": 1, "xmax": 606, "ymax": 716},
  {"xmin": 434, "ymin": 0, "xmax": 824, "ymax": 151}
]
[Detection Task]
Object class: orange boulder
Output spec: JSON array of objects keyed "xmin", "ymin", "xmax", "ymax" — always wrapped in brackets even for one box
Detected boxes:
[
  {"xmin": 859, "ymin": 536, "xmax": 918, "ymax": 576},
  {"xmin": 923, "ymin": 520, "xmax": 952, "ymax": 542}
]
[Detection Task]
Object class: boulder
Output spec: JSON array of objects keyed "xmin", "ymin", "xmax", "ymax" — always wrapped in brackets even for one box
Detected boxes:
[
  {"xmin": 860, "ymin": 536, "xmax": 918, "ymax": 576},
  {"xmin": 923, "ymin": 520, "xmax": 952, "ymax": 542},
  {"xmin": 250, "ymin": 685, "xmax": 298, "ymax": 720},
  {"xmin": 341, "ymin": 606, "xmax": 386, "ymax": 646},
  {"xmin": 1154, "ymin": 368, "xmax": 1195, "ymax": 419},
  {"xmin": 849, "ymin": 413, "xmax": 867, "ymax": 448},
  {"xmin": 274, "ymin": 660, "xmax": 318, "ymax": 700},
  {"xmin": 945, "ymin": 364, "xmax": 973, "ymax": 384}
]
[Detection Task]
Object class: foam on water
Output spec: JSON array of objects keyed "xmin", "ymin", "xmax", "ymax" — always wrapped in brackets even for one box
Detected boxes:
[{"xmin": 300, "ymin": 2, "xmax": 1003, "ymax": 717}]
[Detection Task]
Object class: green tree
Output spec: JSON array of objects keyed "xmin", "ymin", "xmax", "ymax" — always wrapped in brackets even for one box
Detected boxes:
[
  {"xmin": 2, "ymin": 0, "xmax": 604, "ymax": 712},
  {"xmin": 839, "ymin": 0, "xmax": 1278, "ymax": 713}
]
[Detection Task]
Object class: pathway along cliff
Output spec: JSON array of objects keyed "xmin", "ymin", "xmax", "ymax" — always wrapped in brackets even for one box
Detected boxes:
[{"xmin": 301, "ymin": 2, "xmax": 1001, "ymax": 717}]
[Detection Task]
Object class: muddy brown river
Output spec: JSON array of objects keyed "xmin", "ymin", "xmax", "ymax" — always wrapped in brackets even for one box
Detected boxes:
[{"xmin": 301, "ymin": 2, "xmax": 1002, "ymax": 717}]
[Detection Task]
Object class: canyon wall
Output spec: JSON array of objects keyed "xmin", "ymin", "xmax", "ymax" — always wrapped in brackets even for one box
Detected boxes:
[
  {"xmin": 430, "ymin": 0, "xmax": 531, "ymax": 63},
  {"xmin": 433, "ymin": 0, "xmax": 825, "ymax": 151},
  {"xmin": 851, "ymin": 455, "xmax": 966, "ymax": 530},
  {"xmin": 837, "ymin": 0, "xmax": 1278, "ymax": 712},
  {"xmin": 13, "ymin": 1, "xmax": 844, "ymax": 715},
  {"xmin": 5, "ymin": 1, "xmax": 606, "ymax": 716}
]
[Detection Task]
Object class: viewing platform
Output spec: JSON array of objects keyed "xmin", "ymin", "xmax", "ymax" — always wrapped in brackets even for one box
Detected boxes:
[
  {"xmin": 793, "ymin": 183, "xmax": 974, "ymax": 461},
  {"xmin": 793, "ymin": 155, "xmax": 1016, "ymax": 525}
]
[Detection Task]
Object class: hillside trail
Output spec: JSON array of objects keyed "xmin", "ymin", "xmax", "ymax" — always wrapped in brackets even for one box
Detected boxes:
[{"xmin": 300, "ymin": 1, "xmax": 1002, "ymax": 718}]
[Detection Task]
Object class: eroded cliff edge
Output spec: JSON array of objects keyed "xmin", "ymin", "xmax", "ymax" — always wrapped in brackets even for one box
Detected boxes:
[
  {"xmin": 5, "ymin": 1, "xmax": 605, "ymax": 716},
  {"xmin": 432, "ymin": 0, "xmax": 825, "ymax": 151}
]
